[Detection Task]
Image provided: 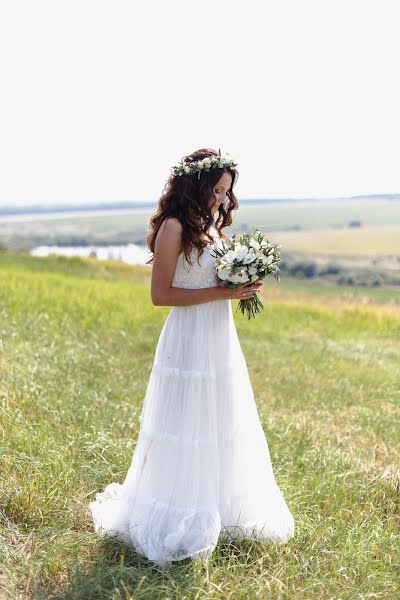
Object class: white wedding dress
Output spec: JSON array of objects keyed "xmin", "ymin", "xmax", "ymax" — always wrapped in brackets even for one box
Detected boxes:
[{"xmin": 89, "ymin": 227, "xmax": 294, "ymax": 566}]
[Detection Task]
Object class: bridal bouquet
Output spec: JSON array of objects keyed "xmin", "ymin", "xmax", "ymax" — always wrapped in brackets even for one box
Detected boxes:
[{"xmin": 210, "ymin": 228, "xmax": 281, "ymax": 319}]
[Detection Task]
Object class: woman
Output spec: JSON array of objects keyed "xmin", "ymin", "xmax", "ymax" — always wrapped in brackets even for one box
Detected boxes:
[{"xmin": 89, "ymin": 148, "xmax": 294, "ymax": 567}]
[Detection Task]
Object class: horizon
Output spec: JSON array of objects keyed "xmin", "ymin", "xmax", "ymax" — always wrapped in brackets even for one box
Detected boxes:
[{"xmin": 1, "ymin": 192, "xmax": 400, "ymax": 215}]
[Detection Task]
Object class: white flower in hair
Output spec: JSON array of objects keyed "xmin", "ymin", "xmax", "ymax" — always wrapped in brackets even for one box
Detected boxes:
[{"xmin": 170, "ymin": 148, "xmax": 238, "ymax": 178}]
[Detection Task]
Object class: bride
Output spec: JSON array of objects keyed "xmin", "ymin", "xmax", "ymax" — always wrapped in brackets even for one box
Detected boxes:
[{"xmin": 89, "ymin": 148, "xmax": 294, "ymax": 566}]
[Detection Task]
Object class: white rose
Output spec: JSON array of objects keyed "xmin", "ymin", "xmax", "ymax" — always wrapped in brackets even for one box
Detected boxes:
[
  {"xmin": 183, "ymin": 165, "xmax": 191, "ymax": 173},
  {"xmin": 224, "ymin": 250, "xmax": 237, "ymax": 264},
  {"xmin": 243, "ymin": 249, "xmax": 257, "ymax": 264},
  {"xmin": 237, "ymin": 271, "xmax": 250, "ymax": 283},
  {"xmin": 249, "ymin": 238, "xmax": 260, "ymax": 251},
  {"xmin": 234, "ymin": 244, "xmax": 248, "ymax": 262},
  {"xmin": 248, "ymin": 266, "xmax": 257, "ymax": 275},
  {"xmin": 230, "ymin": 273, "xmax": 243, "ymax": 284},
  {"xmin": 217, "ymin": 267, "xmax": 231, "ymax": 281}
]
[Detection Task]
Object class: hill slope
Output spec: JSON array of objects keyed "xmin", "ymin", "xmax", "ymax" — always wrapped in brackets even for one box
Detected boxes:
[{"xmin": 1, "ymin": 251, "xmax": 399, "ymax": 599}]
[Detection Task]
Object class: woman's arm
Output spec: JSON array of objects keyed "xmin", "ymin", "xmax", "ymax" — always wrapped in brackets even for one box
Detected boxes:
[{"xmin": 150, "ymin": 217, "xmax": 229, "ymax": 307}]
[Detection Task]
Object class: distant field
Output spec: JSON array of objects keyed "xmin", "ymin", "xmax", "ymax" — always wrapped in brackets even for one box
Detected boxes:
[
  {"xmin": 235, "ymin": 199, "xmax": 400, "ymax": 231},
  {"xmin": 46, "ymin": 200, "xmax": 400, "ymax": 231},
  {"xmin": 1, "ymin": 201, "xmax": 399, "ymax": 292},
  {"xmin": 1, "ymin": 252, "xmax": 399, "ymax": 599},
  {"xmin": 267, "ymin": 225, "xmax": 400, "ymax": 256},
  {"xmin": 0, "ymin": 200, "xmax": 400, "ymax": 238}
]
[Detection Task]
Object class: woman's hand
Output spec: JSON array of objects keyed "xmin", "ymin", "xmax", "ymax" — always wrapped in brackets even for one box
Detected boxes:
[{"xmin": 221, "ymin": 281, "xmax": 263, "ymax": 301}]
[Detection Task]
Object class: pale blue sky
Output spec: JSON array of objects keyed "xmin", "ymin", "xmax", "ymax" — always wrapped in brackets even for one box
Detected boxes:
[{"xmin": 1, "ymin": 0, "xmax": 399, "ymax": 206}]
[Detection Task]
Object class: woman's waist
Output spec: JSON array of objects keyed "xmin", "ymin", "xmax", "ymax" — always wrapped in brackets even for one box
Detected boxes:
[
  {"xmin": 171, "ymin": 281, "xmax": 220, "ymax": 290},
  {"xmin": 169, "ymin": 297, "xmax": 231, "ymax": 311}
]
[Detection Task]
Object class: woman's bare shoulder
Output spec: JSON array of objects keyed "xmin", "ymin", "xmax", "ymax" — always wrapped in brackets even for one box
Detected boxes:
[
  {"xmin": 154, "ymin": 218, "xmax": 184, "ymax": 257},
  {"xmin": 159, "ymin": 217, "xmax": 183, "ymax": 235}
]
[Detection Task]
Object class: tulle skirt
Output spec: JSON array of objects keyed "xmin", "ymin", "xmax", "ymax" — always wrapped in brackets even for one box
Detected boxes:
[{"xmin": 89, "ymin": 298, "xmax": 294, "ymax": 566}]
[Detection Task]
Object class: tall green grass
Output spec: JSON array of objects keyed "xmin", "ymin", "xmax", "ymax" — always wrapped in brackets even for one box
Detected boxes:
[{"xmin": 1, "ymin": 251, "xmax": 399, "ymax": 599}]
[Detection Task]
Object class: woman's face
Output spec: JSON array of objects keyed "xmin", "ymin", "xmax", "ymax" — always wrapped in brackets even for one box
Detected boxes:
[{"xmin": 210, "ymin": 171, "xmax": 233, "ymax": 216}]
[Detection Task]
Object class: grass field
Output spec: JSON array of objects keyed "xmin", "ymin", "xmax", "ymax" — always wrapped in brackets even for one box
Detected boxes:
[{"xmin": 1, "ymin": 251, "xmax": 399, "ymax": 599}]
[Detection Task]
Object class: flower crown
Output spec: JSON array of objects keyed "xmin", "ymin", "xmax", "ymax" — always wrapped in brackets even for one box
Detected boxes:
[{"xmin": 170, "ymin": 149, "xmax": 238, "ymax": 180}]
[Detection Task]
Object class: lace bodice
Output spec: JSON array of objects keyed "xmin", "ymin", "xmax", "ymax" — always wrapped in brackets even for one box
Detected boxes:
[{"xmin": 172, "ymin": 231, "xmax": 220, "ymax": 290}]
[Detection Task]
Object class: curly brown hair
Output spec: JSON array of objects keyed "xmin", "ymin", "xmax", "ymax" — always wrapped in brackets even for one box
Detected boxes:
[{"xmin": 145, "ymin": 147, "xmax": 239, "ymax": 265}]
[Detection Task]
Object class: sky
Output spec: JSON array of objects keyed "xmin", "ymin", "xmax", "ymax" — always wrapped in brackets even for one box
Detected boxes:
[{"xmin": 1, "ymin": 0, "xmax": 399, "ymax": 207}]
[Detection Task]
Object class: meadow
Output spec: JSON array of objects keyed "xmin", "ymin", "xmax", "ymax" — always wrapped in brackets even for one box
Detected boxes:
[
  {"xmin": 1, "ymin": 251, "xmax": 399, "ymax": 599},
  {"xmin": 269, "ymin": 226, "xmax": 400, "ymax": 256},
  {"xmin": 2, "ymin": 198, "xmax": 400, "ymax": 256}
]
